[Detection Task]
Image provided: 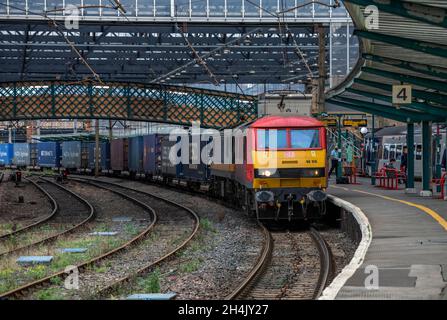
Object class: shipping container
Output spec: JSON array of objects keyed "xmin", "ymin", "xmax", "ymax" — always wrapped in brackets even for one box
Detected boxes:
[
  {"xmin": 160, "ymin": 136, "xmax": 180, "ymax": 178},
  {"xmin": 128, "ymin": 136, "xmax": 144, "ymax": 174},
  {"xmin": 178, "ymin": 136, "xmax": 210, "ymax": 182},
  {"xmin": 110, "ymin": 138, "xmax": 128, "ymax": 172},
  {"xmin": 143, "ymin": 134, "xmax": 165, "ymax": 176},
  {"xmin": 12, "ymin": 143, "xmax": 37, "ymax": 167},
  {"xmin": 37, "ymin": 142, "xmax": 61, "ymax": 168},
  {"xmin": 61, "ymin": 141, "xmax": 88, "ymax": 170},
  {"xmin": 0, "ymin": 143, "xmax": 13, "ymax": 166},
  {"xmin": 87, "ymin": 142, "xmax": 110, "ymax": 171}
]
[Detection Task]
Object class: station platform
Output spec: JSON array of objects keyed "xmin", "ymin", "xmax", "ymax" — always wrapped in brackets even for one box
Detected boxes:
[{"xmin": 327, "ymin": 177, "xmax": 447, "ymax": 300}]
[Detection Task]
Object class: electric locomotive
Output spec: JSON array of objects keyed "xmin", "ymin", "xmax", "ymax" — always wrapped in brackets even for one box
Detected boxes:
[{"xmin": 211, "ymin": 115, "xmax": 328, "ymax": 221}]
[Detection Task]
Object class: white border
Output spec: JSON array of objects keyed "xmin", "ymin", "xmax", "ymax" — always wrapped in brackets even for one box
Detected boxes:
[{"xmin": 318, "ymin": 194, "xmax": 372, "ymax": 300}]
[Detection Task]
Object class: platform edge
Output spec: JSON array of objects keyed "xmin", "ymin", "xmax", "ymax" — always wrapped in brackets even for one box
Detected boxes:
[{"xmin": 318, "ymin": 194, "xmax": 372, "ymax": 300}]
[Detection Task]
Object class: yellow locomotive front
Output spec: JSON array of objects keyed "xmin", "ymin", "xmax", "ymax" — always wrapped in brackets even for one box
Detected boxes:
[{"xmin": 248, "ymin": 116, "xmax": 328, "ymax": 221}]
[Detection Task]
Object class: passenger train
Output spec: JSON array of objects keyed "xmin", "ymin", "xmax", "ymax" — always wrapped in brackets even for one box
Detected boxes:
[
  {"xmin": 363, "ymin": 125, "xmax": 447, "ymax": 179},
  {"xmin": 0, "ymin": 115, "xmax": 328, "ymax": 221}
]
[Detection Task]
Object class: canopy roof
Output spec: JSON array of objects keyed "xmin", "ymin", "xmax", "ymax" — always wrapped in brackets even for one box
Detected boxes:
[{"xmin": 327, "ymin": 0, "xmax": 447, "ymax": 123}]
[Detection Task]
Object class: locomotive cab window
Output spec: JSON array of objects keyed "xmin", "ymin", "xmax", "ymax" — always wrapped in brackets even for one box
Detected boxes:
[
  {"xmin": 290, "ymin": 129, "xmax": 320, "ymax": 149},
  {"xmin": 256, "ymin": 128, "xmax": 321, "ymax": 150},
  {"xmin": 257, "ymin": 129, "xmax": 288, "ymax": 149}
]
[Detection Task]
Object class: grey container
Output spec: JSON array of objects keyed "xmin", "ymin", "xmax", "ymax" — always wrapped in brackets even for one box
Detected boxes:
[
  {"xmin": 61, "ymin": 141, "xmax": 88, "ymax": 169},
  {"xmin": 160, "ymin": 137, "xmax": 179, "ymax": 177},
  {"xmin": 13, "ymin": 143, "xmax": 37, "ymax": 167}
]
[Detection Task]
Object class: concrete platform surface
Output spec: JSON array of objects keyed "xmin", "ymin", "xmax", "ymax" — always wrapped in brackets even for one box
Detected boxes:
[{"xmin": 328, "ymin": 177, "xmax": 447, "ymax": 300}]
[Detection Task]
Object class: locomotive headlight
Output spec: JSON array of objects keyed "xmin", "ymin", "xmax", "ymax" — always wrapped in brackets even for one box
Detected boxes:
[
  {"xmin": 314, "ymin": 170, "xmax": 319, "ymax": 176},
  {"xmin": 259, "ymin": 169, "xmax": 272, "ymax": 177}
]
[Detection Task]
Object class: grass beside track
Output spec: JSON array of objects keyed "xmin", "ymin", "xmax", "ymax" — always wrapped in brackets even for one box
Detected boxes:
[
  {"xmin": 0, "ymin": 223, "xmax": 142, "ymax": 295},
  {"xmin": 106, "ymin": 218, "xmax": 217, "ymax": 300}
]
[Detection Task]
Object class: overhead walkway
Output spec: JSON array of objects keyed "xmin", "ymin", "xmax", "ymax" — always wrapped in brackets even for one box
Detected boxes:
[{"xmin": 327, "ymin": 0, "xmax": 447, "ymax": 197}]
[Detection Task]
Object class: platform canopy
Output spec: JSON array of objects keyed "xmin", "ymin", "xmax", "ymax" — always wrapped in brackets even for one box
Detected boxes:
[{"xmin": 327, "ymin": 0, "xmax": 447, "ymax": 123}]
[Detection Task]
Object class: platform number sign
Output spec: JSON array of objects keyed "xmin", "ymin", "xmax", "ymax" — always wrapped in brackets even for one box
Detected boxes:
[{"xmin": 392, "ymin": 85, "xmax": 412, "ymax": 104}]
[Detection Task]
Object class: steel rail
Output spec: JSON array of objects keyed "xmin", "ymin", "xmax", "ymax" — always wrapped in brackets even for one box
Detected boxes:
[
  {"xmin": 0, "ymin": 177, "xmax": 58, "ymax": 240},
  {"xmin": 224, "ymin": 222, "xmax": 273, "ymax": 300},
  {"xmin": 69, "ymin": 178, "xmax": 200, "ymax": 299},
  {"xmin": 0, "ymin": 177, "xmax": 94, "ymax": 258},
  {"xmin": 226, "ymin": 227, "xmax": 334, "ymax": 300},
  {"xmin": 0, "ymin": 178, "xmax": 157, "ymax": 299},
  {"xmin": 309, "ymin": 227, "xmax": 335, "ymax": 299}
]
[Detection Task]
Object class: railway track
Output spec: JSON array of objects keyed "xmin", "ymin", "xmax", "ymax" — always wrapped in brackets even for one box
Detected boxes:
[
  {"xmin": 0, "ymin": 177, "xmax": 94, "ymax": 257},
  {"xmin": 226, "ymin": 226, "xmax": 334, "ymax": 300},
  {"xmin": 0, "ymin": 177, "xmax": 157, "ymax": 300},
  {"xmin": 1, "ymin": 177, "xmax": 199, "ymax": 300},
  {"xmin": 0, "ymin": 177, "xmax": 57, "ymax": 240},
  {"xmin": 67, "ymin": 177, "xmax": 200, "ymax": 299}
]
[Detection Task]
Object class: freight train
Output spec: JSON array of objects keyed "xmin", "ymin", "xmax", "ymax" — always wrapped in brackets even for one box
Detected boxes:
[{"xmin": 0, "ymin": 116, "xmax": 328, "ymax": 221}]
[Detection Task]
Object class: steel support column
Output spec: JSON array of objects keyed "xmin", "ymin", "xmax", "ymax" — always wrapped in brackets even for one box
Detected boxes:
[
  {"xmin": 95, "ymin": 119, "xmax": 100, "ymax": 178},
  {"xmin": 445, "ymin": 121, "xmax": 447, "ymax": 200},
  {"xmin": 435, "ymin": 124, "xmax": 442, "ymax": 184},
  {"xmin": 406, "ymin": 122, "xmax": 415, "ymax": 192},
  {"xmin": 371, "ymin": 114, "xmax": 376, "ymax": 186},
  {"xmin": 337, "ymin": 115, "xmax": 343, "ymax": 180},
  {"xmin": 420, "ymin": 121, "xmax": 433, "ymax": 196}
]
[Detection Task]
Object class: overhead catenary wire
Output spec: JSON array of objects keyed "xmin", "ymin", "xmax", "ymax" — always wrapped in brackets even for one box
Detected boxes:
[
  {"xmin": 0, "ymin": 2, "xmax": 112, "ymax": 84},
  {"xmin": 150, "ymin": 28, "xmax": 262, "ymax": 84},
  {"xmin": 176, "ymin": 23, "xmax": 220, "ymax": 86},
  {"xmin": 242, "ymin": 0, "xmax": 316, "ymax": 81}
]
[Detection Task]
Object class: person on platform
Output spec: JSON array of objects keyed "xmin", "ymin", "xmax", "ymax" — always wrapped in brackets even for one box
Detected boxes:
[
  {"xmin": 400, "ymin": 146, "xmax": 408, "ymax": 173},
  {"xmin": 328, "ymin": 147, "xmax": 339, "ymax": 178},
  {"xmin": 442, "ymin": 148, "xmax": 446, "ymax": 171},
  {"xmin": 346, "ymin": 144, "xmax": 353, "ymax": 165}
]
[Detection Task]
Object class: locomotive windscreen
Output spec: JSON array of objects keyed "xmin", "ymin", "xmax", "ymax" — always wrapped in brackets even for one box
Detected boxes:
[{"xmin": 256, "ymin": 128, "xmax": 321, "ymax": 150}]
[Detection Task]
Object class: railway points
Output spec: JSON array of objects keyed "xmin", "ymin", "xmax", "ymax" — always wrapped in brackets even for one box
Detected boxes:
[{"xmin": 0, "ymin": 0, "xmax": 446, "ymax": 310}]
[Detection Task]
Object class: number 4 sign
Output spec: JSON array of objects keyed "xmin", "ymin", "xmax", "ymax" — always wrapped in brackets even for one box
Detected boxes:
[{"xmin": 392, "ymin": 85, "xmax": 412, "ymax": 104}]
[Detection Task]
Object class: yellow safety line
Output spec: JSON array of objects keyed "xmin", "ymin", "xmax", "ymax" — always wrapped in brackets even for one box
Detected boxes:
[{"xmin": 331, "ymin": 185, "xmax": 447, "ymax": 231}]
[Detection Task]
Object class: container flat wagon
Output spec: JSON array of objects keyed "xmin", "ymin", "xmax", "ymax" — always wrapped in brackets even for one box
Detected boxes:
[
  {"xmin": 87, "ymin": 142, "xmax": 110, "ymax": 172},
  {"xmin": 12, "ymin": 143, "xmax": 37, "ymax": 169},
  {"xmin": 110, "ymin": 138, "xmax": 129, "ymax": 174},
  {"xmin": 143, "ymin": 134, "xmax": 164, "ymax": 179},
  {"xmin": 0, "ymin": 143, "xmax": 13, "ymax": 167},
  {"xmin": 61, "ymin": 141, "xmax": 89, "ymax": 171},
  {"xmin": 37, "ymin": 142, "xmax": 61, "ymax": 170},
  {"xmin": 128, "ymin": 136, "xmax": 144, "ymax": 177}
]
